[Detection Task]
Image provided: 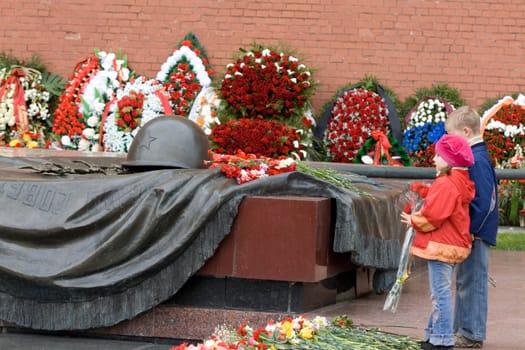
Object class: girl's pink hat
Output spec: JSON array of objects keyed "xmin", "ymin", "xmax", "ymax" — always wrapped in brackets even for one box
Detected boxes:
[{"xmin": 435, "ymin": 134, "xmax": 474, "ymax": 167}]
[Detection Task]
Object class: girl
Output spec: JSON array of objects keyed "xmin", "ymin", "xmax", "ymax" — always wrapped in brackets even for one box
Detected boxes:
[{"xmin": 401, "ymin": 134, "xmax": 475, "ymax": 350}]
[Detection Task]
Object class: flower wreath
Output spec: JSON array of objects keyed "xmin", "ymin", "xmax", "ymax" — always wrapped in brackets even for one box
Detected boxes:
[
  {"xmin": 322, "ymin": 88, "xmax": 389, "ymax": 163},
  {"xmin": 51, "ymin": 50, "xmax": 131, "ymax": 151},
  {"xmin": 481, "ymin": 94, "xmax": 525, "ymax": 167},
  {"xmin": 188, "ymin": 86, "xmax": 221, "ymax": 135},
  {"xmin": 156, "ymin": 33, "xmax": 213, "ymax": 117},
  {"xmin": 209, "ymin": 118, "xmax": 306, "ymax": 158},
  {"xmin": 102, "ymin": 76, "xmax": 172, "ymax": 153},
  {"xmin": 354, "ymin": 130, "xmax": 410, "ymax": 166},
  {"xmin": 219, "ymin": 45, "xmax": 314, "ymax": 123},
  {"xmin": 402, "ymin": 96, "xmax": 454, "ymax": 167},
  {"xmin": 0, "ymin": 66, "xmax": 52, "ymax": 147},
  {"xmin": 211, "ymin": 45, "xmax": 316, "ymax": 159}
]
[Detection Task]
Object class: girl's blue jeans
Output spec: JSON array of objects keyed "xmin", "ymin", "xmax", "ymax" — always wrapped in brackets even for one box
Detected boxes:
[
  {"xmin": 454, "ymin": 238, "xmax": 490, "ymax": 341},
  {"xmin": 425, "ymin": 260, "xmax": 455, "ymax": 346}
]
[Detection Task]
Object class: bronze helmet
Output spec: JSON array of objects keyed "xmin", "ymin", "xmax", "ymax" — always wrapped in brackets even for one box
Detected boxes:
[{"xmin": 122, "ymin": 115, "xmax": 210, "ymax": 170}]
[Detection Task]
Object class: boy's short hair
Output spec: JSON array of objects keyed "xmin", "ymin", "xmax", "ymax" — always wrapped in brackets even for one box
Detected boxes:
[{"xmin": 445, "ymin": 106, "xmax": 481, "ymax": 135}]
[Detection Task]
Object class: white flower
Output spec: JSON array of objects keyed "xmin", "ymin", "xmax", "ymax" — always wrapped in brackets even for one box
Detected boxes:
[
  {"xmin": 60, "ymin": 135, "xmax": 72, "ymax": 146},
  {"xmin": 82, "ymin": 128, "xmax": 95, "ymax": 138},
  {"xmin": 262, "ymin": 49, "xmax": 271, "ymax": 56},
  {"xmin": 87, "ymin": 116, "xmax": 99, "ymax": 127},
  {"xmin": 276, "ymin": 157, "xmax": 295, "ymax": 169},
  {"xmin": 78, "ymin": 138, "xmax": 90, "ymax": 151}
]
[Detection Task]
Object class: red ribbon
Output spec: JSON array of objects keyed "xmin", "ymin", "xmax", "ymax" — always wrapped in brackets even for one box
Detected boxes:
[
  {"xmin": 371, "ymin": 130, "xmax": 402, "ymax": 166},
  {"xmin": 154, "ymin": 89, "xmax": 174, "ymax": 115},
  {"xmin": 0, "ymin": 69, "xmax": 29, "ymax": 134}
]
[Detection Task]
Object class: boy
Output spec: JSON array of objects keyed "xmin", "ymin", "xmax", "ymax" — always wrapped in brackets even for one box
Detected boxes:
[{"xmin": 445, "ymin": 106, "xmax": 499, "ymax": 348}]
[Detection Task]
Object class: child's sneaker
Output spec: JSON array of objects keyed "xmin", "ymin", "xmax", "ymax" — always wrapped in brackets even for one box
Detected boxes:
[
  {"xmin": 455, "ymin": 334, "xmax": 483, "ymax": 348},
  {"xmin": 419, "ymin": 341, "xmax": 453, "ymax": 349}
]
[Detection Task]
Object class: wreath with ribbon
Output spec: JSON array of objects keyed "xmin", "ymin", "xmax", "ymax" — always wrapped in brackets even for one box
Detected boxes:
[
  {"xmin": 51, "ymin": 50, "xmax": 131, "ymax": 151},
  {"xmin": 354, "ymin": 130, "xmax": 410, "ymax": 166}
]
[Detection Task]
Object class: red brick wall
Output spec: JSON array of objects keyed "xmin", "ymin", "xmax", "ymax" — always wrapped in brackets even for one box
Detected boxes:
[{"xmin": 1, "ymin": 0, "xmax": 523, "ymax": 114}]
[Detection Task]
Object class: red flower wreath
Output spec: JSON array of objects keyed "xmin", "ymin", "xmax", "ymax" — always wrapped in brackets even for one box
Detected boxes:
[
  {"xmin": 51, "ymin": 54, "xmax": 100, "ymax": 140},
  {"xmin": 156, "ymin": 34, "xmax": 214, "ymax": 117},
  {"xmin": 209, "ymin": 118, "xmax": 304, "ymax": 158},
  {"xmin": 481, "ymin": 98, "xmax": 525, "ymax": 166},
  {"xmin": 324, "ymin": 88, "xmax": 388, "ymax": 163},
  {"xmin": 220, "ymin": 47, "xmax": 314, "ymax": 122}
]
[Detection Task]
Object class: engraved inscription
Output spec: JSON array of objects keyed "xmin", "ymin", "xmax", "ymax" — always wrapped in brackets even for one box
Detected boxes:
[{"xmin": 0, "ymin": 182, "xmax": 71, "ymax": 215}]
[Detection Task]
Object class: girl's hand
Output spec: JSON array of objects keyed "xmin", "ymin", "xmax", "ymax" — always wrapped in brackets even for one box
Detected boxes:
[{"xmin": 400, "ymin": 211, "xmax": 412, "ymax": 226}]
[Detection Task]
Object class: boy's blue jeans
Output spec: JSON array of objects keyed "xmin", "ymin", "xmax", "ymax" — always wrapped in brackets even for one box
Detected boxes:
[
  {"xmin": 426, "ymin": 260, "xmax": 455, "ymax": 346},
  {"xmin": 454, "ymin": 238, "xmax": 490, "ymax": 341}
]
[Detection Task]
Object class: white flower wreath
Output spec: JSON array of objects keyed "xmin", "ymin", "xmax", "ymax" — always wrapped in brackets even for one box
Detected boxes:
[
  {"xmin": 156, "ymin": 45, "xmax": 211, "ymax": 88},
  {"xmin": 102, "ymin": 77, "xmax": 167, "ymax": 153}
]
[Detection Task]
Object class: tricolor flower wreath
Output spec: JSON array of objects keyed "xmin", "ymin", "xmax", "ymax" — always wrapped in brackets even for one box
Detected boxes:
[
  {"xmin": 0, "ymin": 67, "xmax": 52, "ymax": 147},
  {"xmin": 402, "ymin": 97, "xmax": 454, "ymax": 167},
  {"xmin": 322, "ymin": 88, "xmax": 389, "ymax": 163},
  {"xmin": 210, "ymin": 45, "xmax": 316, "ymax": 159},
  {"xmin": 156, "ymin": 33, "xmax": 213, "ymax": 117},
  {"xmin": 51, "ymin": 50, "xmax": 131, "ymax": 151},
  {"xmin": 481, "ymin": 94, "xmax": 525, "ymax": 167},
  {"xmin": 102, "ymin": 76, "xmax": 172, "ymax": 153}
]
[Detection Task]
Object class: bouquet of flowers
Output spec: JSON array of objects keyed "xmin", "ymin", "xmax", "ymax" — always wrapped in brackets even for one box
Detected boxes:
[
  {"xmin": 402, "ymin": 97, "xmax": 454, "ymax": 167},
  {"xmin": 170, "ymin": 315, "xmax": 420, "ymax": 350},
  {"xmin": 51, "ymin": 50, "xmax": 131, "ymax": 151},
  {"xmin": 0, "ymin": 66, "xmax": 53, "ymax": 146},
  {"xmin": 5, "ymin": 131, "xmax": 48, "ymax": 148},
  {"xmin": 384, "ymin": 181, "xmax": 430, "ymax": 312},
  {"xmin": 102, "ymin": 76, "xmax": 171, "ymax": 153},
  {"xmin": 323, "ymin": 88, "xmax": 389, "ymax": 163},
  {"xmin": 208, "ymin": 149, "xmax": 371, "ymax": 196},
  {"xmin": 207, "ymin": 150, "xmax": 296, "ymax": 184},
  {"xmin": 156, "ymin": 33, "xmax": 213, "ymax": 117}
]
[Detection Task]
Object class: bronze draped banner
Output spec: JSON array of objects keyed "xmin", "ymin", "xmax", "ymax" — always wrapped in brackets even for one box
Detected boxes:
[{"xmin": 0, "ymin": 154, "xmax": 407, "ymax": 330}]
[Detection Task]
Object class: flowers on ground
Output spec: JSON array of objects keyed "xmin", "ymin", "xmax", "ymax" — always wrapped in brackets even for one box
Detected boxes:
[
  {"xmin": 402, "ymin": 97, "xmax": 453, "ymax": 167},
  {"xmin": 323, "ymin": 88, "xmax": 389, "ymax": 163},
  {"xmin": 169, "ymin": 315, "xmax": 420, "ymax": 350},
  {"xmin": 206, "ymin": 150, "xmax": 296, "ymax": 184}
]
